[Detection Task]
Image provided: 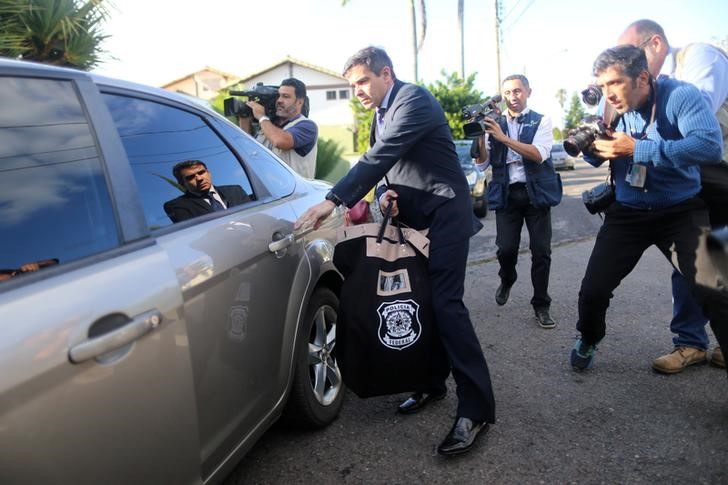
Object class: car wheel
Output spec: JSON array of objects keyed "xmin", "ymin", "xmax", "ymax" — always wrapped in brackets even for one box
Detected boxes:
[
  {"xmin": 474, "ymin": 196, "xmax": 488, "ymax": 219},
  {"xmin": 284, "ymin": 287, "xmax": 344, "ymax": 428}
]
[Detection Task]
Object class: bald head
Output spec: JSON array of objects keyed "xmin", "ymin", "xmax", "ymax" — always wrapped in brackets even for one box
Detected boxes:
[{"xmin": 618, "ymin": 19, "xmax": 670, "ymax": 77}]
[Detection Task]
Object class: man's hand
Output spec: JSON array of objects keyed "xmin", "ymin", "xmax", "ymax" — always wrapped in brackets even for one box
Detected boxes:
[
  {"xmin": 378, "ymin": 189, "xmax": 399, "ymax": 217},
  {"xmin": 295, "ymin": 200, "xmax": 337, "ymax": 231},
  {"xmin": 483, "ymin": 118, "xmax": 508, "ymax": 142},
  {"xmin": 246, "ymin": 100, "xmax": 266, "ymax": 120},
  {"xmin": 592, "ymin": 132, "xmax": 636, "ymax": 160}
]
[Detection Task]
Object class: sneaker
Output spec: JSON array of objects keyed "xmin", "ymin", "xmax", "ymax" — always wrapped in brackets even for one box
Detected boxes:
[
  {"xmin": 570, "ymin": 338, "xmax": 597, "ymax": 371},
  {"xmin": 711, "ymin": 346, "xmax": 725, "ymax": 368},
  {"xmin": 652, "ymin": 346, "xmax": 707, "ymax": 374}
]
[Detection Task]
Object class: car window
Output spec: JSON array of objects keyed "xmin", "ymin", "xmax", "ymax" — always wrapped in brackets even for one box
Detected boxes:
[
  {"xmin": 552, "ymin": 143, "xmax": 565, "ymax": 153},
  {"xmin": 211, "ymin": 117, "xmax": 296, "ymax": 199},
  {"xmin": 102, "ymin": 93, "xmax": 255, "ymax": 229},
  {"xmin": 0, "ymin": 76, "xmax": 119, "ymax": 284}
]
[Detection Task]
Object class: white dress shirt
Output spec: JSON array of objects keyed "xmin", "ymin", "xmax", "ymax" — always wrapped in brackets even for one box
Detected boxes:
[{"xmin": 476, "ymin": 109, "xmax": 553, "ymax": 184}]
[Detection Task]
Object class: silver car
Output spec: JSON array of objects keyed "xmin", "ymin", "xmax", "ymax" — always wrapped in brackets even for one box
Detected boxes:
[
  {"xmin": 0, "ymin": 58, "xmax": 345, "ymax": 484},
  {"xmin": 550, "ymin": 141, "xmax": 577, "ymax": 171}
]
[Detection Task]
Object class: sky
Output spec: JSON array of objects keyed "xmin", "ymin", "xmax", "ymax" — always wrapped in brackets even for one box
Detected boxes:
[{"xmin": 93, "ymin": 0, "xmax": 727, "ymax": 128}]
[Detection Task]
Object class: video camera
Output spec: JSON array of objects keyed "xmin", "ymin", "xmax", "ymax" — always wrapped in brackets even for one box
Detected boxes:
[
  {"xmin": 224, "ymin": 82, "xmax": 279, "ymax": 120},
  {"xmin": 461, "ymin": 95, "xmax": 503, "ymax": 138}
]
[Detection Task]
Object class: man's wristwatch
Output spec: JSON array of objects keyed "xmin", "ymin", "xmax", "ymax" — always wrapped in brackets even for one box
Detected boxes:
[
  {"xmin": 325, "ymin": 190, "xmax": 343, "ymax": 207},
  {"xmin": 258, "ymin": 115, "xmax": 270, "ymax": 123}
]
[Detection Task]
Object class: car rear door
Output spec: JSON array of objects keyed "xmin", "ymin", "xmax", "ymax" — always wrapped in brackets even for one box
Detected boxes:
[{"xmin": 0, "ymin": 70, "xmax": 201, "ymax": 483}]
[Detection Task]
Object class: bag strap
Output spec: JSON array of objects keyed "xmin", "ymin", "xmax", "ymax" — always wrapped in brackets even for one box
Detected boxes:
[{"xmin": 376, "ymin": 203, "xmax": 405, "ymax": 245}]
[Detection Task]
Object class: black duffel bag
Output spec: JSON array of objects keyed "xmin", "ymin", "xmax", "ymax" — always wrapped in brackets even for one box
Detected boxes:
[{"xmin": 333, "ymin": 208, "xmax": 441, "ymax": 398}]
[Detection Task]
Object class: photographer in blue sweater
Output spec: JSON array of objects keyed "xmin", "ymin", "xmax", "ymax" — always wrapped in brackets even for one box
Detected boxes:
[{"xmin": 569, "ymin": 45, "xmax": 727, "ymax": 375}]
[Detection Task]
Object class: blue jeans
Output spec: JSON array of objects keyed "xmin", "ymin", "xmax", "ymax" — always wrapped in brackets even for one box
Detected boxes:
[{"xmin": 670, "ymin": 270, "xmax": 710, "ymax": 350}]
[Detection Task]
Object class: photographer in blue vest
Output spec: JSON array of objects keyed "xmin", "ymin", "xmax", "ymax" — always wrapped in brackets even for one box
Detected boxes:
[{"xmin": 476, "ymin": 74, "xmax": 562, "ymax": 329}]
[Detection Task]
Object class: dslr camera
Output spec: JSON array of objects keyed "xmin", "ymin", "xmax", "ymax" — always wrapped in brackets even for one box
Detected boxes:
[
  {"xmin": 224, "ymin": 82, "xmax": 279, "ymax": 120},
  {"xmin": 563, "ymin": 115, "xmax": 614, "ymax": 157},
  {"xmin": 461, "ymin": 95, "xmax": 503, "ymax": 138}
]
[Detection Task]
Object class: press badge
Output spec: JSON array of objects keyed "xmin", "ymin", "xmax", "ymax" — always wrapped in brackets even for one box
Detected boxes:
[{"xmin": 626, "ymin": 163, "xmax": 647, "ymax": 188}]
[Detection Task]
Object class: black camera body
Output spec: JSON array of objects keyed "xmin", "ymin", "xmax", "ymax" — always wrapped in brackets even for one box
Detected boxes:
[
  {"xmin": 224, "ymin": 82, "xmax": 279, "ymax": 120},
  {"xmin": 563, "ymin": 115, "xmax": 613, "ymax": 157},
  {"xmin": 462, "ymin": 95, "xmax": 503, "ymax": 138}
]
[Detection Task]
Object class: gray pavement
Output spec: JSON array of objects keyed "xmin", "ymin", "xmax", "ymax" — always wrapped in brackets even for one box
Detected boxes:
[
  {"xmin": 229, "ymin": 162, "xmax": 728, "ymax": 484},
  {"xmin": 230, "ymin": 236, "xmax": 728, "ymax": 484}
]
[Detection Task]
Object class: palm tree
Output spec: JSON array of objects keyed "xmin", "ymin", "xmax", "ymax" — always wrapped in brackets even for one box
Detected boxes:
[
  {"xmin": 0, "ymin": 0, "xmax": 112, "ymax": 70},
  {"xmin": 342, "ymin": 0, "xmax": 426, "ymax": 81}
]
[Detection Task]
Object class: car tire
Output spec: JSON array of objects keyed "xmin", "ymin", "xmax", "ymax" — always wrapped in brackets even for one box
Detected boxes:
[
  {"xmin": 284, "ymin": 287, "xmax": 345, "ymax": 428},
  {"xmin": 474, "ymin": 196, "xmax": 488, "ymax": 219}
]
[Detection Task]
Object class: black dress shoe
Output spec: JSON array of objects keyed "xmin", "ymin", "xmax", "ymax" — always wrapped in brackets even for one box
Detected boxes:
[
  {"xmin": 495, "ymin": 283, "xmax": 512, "ymax": 306},
  {"xmin": 534, "ymin": 307, "xmax": 556, "ymax": 329},
  {"xmin": 437, "ymin": 417, "xmax": 488, "ymax": 455},
  {"xmin": 397, "ymin": 391, "xmax": 446, "ymax": 415}
]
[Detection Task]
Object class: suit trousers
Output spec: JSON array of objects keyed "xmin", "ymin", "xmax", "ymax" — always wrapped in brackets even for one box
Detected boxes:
[
  {"xmin": 495, "ymin": 182, "xmax": 552, "ymax": 308},
  {"xmin": 423, "ymin": 200, "xmax": 496, "ymax": 424},
  {"xmin": 576, "ymin": 198, "xmax": 728, "ymax": 376}
]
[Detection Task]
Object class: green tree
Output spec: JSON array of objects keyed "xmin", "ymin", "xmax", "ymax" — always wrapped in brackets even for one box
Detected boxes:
[
  {"xmin": 350, "ymin": 96, "xmax": 373, "ymax": 153},
  {"xmin": 564, "ymin": 92, "xmax": 587, "ymax": 131},
  {"xmin": 315, "ymin": 138, "xmax": 346, "ymax": 180},
  {"xmin": 425, "ymin": 70, "xmax": 484, "ymax": 140},
  {"xmin": 0, "ymin": 0, "xmax": 111, "ymax": 70}
]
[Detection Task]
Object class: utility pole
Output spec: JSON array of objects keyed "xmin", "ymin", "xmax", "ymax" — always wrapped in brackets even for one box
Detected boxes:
[
  {"xmin": 458, "ymin": 0, "xmax": 465, "ymax": 79},
  {"xmin": 410, "ymin": 0, "xmax": 419, "ymax": 82},
  {"xmin": 494, "ymin": 0, "xmax": 502, "ymax": 91}
]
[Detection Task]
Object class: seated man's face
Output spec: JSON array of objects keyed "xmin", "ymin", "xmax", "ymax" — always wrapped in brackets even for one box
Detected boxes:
[{"xmin": 180, "ymin": 164, "xmax": 213, "ymax": 195}]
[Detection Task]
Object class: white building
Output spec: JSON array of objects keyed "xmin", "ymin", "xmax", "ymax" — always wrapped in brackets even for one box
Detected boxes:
[{"xmin": 162, "ymin": 57, "xmax": 356, "ymax": 153}]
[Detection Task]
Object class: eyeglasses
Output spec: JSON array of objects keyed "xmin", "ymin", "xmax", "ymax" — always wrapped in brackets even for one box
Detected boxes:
[{"xmin": 638, "ymin": 36, "xmax": 654, "ymax": 49}]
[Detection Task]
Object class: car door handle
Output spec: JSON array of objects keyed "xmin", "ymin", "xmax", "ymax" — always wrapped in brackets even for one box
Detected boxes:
[
  {"xmin": 68, "ymin": 310, "xmax": 163, "ymax": 364},
  {"xmin": 268, "ymin": 232, "xmax": 295, "ymax": 253}
]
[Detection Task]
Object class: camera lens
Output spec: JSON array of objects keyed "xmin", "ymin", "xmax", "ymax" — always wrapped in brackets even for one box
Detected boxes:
[
  {"xmin": 581, "ymin": 85, "xmax": 602, "ymax": 107},
  {"xmin": 564, "ymin": 130, "xmax": 595, "ymax": 157}
]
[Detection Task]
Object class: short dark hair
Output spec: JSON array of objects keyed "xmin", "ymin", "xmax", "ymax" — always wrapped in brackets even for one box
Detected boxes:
[
  {"xmin": 280, "ymin": 78, "xmax": 306, "ymax": 99},
  {"xmin": 342, "ymin": 46, "xmax": 397, "ymax": 79},
  {"xmin": 172, "ymin": 159, "xmax": 207, "ymax": 185},
  {"xmin": 593, "ymin": 44, "xmax": 648, "ymax": 80},
  {"xmin": 626, "ymin": 19, "xmax": 670, "ymax": 48},
  {"xmin": 502, "ymin": 74, "xmax": 530, "ymax": 89}
]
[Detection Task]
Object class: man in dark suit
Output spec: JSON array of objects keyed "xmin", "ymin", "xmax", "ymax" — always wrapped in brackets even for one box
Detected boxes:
[
  {"xmin": 294, "ymin": 46, "xmax": 495, "ymax": 456},
  {"xmin": 164, "ymin": 160, "xmax": 250, "ymax": 223}
]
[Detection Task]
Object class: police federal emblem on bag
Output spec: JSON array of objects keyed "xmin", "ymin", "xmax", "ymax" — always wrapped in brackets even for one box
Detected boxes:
[{"xmin": 377, "ymin": 299, "xmax": 422, "ymax": 350}]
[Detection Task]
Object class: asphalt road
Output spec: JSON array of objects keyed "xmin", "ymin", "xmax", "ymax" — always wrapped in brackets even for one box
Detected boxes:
[{"xmin": 225, "ymin": 160, "xmax": 728, "ymax": 484}]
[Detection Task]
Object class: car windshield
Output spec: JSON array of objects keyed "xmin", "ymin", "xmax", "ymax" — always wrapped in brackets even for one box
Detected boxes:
[
  {"xmin": 552, "ymin": 143, "xmax": 565, "ymax": 153},
  {"xmin": 454, "ymin": 141, "xmax": 474, "ymax": 168}
]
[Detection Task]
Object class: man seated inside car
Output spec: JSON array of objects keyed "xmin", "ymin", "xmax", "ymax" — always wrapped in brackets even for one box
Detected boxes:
[
  {"xmin": 163, "ymin": 160, "xmax": 251, "ymax": 223},
  {"xmin": 0, "ymin": 259, "xmax": 59, "ymax": 282}
]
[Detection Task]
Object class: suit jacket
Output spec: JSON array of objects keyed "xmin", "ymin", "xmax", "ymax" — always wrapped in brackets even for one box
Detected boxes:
[
  {"xmin": 333, "ymin": 80, "xmax": 481, "ymax": 241},
  {"xmin": 164, "ymin": 185, "xmax": 250, "ymax": 223}
]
